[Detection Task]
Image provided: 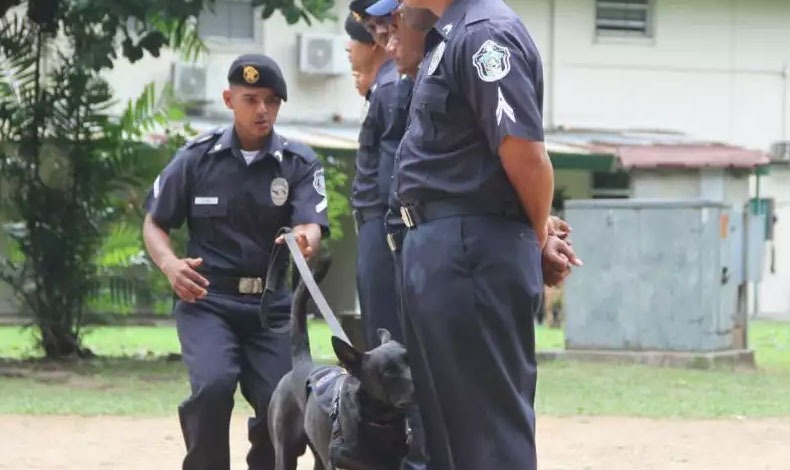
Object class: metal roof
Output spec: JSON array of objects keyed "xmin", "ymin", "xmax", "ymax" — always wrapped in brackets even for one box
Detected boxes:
[
  {"xmin": 545, "ymin": 128, "xmax": 770, "ymax": 169},
  {"xmin": 146, "ymin": 120, "xmax": 770, "ymax": 170}
]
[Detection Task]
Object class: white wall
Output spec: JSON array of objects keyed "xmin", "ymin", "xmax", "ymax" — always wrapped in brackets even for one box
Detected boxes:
[
  {"xmin": 102, "ymin": 0, "xmax": 790, "ymax": 152},
  {"xmin": 754, "ymin": 164, "xmax": 790, "ymax": 316},
  {"xmin": 507, "ymin": 0, "xmax": 790, "ymax": 153},
  {"xmin": 104, "ymin": 1, "xmax": 363, "ymax": 125},
  {"xmin": 631, "ymin": 168, "xmax": 751, "ymax": 209}
]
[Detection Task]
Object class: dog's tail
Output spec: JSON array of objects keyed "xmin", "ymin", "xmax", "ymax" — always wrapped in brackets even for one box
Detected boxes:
[{"xmin": 291, "ymin": 254, "xmax": 332, "ymax": 373}]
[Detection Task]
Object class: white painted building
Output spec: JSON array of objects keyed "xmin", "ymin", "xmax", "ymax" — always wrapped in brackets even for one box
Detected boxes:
[
  {"xmin": 106, "ymin": 0, "xmax": 790, "ymax": 151},
  {"xmin": 98, "ymin": 0, "xmax": 790, "ymax": 318}
]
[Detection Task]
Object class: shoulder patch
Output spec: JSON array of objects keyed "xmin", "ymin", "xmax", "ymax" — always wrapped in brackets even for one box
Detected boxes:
[
  {"xmin": 185, "ymin": 128, "xmax": 222, "ymax": 149},
  {"xmin": 282, "ymin": 139, "xmax": 318, "ymax": 163},
  {"xmin": 472, "ymin": 39, "xmax": 511, "ymax": 82}
]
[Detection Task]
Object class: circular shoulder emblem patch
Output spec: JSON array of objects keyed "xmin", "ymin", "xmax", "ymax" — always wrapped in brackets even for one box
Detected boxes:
[
  {"xmin": 312, "ymin": 169, "xmax": 326, "ymax": 197},
  {"xmin": 472, "ymin": 40, "xmax": 511, "ymax": 82},
  {"xmin": 270, "ymin": 177, "xmax": 289, "ymax": 206}
]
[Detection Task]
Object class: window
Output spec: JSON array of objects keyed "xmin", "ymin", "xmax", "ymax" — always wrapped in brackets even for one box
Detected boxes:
[
  {"xmin": 595, "ymin": 0, "xmax": 654, "ymax": 38},
  {"xmin": 592, "ymin": 171, "xmax": 631, "ymax": 198},
  {"xmin": 198, "ymin": 0, "xmax": 255, "ymax": 41}
]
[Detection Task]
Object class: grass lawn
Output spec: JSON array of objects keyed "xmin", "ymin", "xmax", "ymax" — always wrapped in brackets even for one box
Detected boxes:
[{"xmin": 0, "ymin": 320, "xmax": 788, "ymax": 418}]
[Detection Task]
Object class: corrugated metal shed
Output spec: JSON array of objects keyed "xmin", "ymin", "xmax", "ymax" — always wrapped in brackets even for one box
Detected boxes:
[
  {"xmin": 545, "ymin": 129, "xmax": 770, "ymax": 170},
  {"xmin": 146, "ymin": 120, "xmax": 769, "ymax": 171}
]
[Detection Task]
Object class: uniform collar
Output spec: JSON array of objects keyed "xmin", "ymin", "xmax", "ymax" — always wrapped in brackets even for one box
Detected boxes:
[
  {"xmin": 207, "ymin": 126, "xmax": 284, "ymax": 164},
  {"xmin": 374, "ymin": 59, "xmax": 397, "ymax": 86},
  {"xmin": 434, "ymin": 0, "xmax": 484, "ymax": 40}
]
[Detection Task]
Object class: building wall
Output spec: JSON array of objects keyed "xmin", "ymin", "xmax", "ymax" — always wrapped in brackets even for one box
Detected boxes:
[
  {"xmin": 527, "ymin": 0, "xmax": 790, "ymax": 153},
  {"xmin": 104, "ymin": 1, "xmax": 363, "ymax": 125},
  {"xmin": 101, "ymin": 0, "xmax": 790, "ymax": 153},
  {"xmin": 753, "ymin": 164, "xmax": 790, "ymax": 316},
  {"xmin": 630, "ymin": 168, "xmax": 751, "ymax": 210}
]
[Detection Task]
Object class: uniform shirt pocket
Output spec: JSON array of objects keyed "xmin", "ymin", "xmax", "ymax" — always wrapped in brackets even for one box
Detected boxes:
[
  {"xmin": 414, "ymin": 79, "xmax": 451, "ymax": 146},
  {"xmin": 190, "ymin": 197, "xmax": 227, "ymax": 242}
]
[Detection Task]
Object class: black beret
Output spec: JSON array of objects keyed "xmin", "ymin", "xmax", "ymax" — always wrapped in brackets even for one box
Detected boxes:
[
  {"xmin": 349, "ymin": 0, "xmax": 376, "ymax": 19},
  {"xmin": 344, "ymin": 12, "xmax": 374, "ymax": 44},
  {"xmin": 227, "ymin": 53, "xmax": 287, "ymax": 101}
]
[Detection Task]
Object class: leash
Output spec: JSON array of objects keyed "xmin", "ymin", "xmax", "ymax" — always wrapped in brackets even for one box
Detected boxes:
[{"xmin": 259, "ymin": 227, "xmax": 351, "ymax": 345}]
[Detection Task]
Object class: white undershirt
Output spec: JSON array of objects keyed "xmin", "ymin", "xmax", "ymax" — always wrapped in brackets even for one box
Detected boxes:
[{"xmin": 240, "ymin": 149, "xmax": 258, "ymax": 165}]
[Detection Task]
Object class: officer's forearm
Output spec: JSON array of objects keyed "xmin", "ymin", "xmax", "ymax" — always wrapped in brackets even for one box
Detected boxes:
[
  {"xmin": 499, "ymin": 137, "xmax": 554, "ymax": 237},
  {"xmin": 142, "ymin": 214, "xmax": 179, "ymax": 273}
]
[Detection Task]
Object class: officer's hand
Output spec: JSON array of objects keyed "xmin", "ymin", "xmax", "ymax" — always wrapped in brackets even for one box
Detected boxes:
[
  {"xmin": 275, "ymin": 231, "xmax": 314, "ymax": 259},
  {"xmin": 163, "ymin": 257, "xmax": 209, "ymax": 303},
  {"xmin": 542, "ymin": 235, "xmax": 582, "ymax": 287},
  {"xmin": 548, "ymin": 215, "xmax": 571, "ymax": 240}
]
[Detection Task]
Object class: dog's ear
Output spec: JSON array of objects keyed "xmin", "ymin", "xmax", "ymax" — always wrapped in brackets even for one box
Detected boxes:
[
  {"xmin": 377, "ymin": 328, "xmax": 391, "ymax": 345},
  {"xmin": 332, "ymin": 336, "xmax": 363, "ymax": 372}
]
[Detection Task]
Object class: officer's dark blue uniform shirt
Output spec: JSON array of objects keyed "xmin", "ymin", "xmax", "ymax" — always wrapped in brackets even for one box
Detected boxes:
[
  {"xmin": 352, "ymin": 59, "xmax": 405, "ymax": 211},
  {"xmin": 387, "ymin": 74, "xmax": 414, "ymax": 214},
  {"xmin": 145, "ymin": 126, "xmax": 330, "ymax": 277},
  {"xmin": 395, "ymin": 0, "xmax": 545, "ymax": 206}
]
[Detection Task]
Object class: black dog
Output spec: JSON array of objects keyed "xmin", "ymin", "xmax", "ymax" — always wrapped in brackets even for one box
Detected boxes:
[{"xmin": 267, "ymin": 256, "xmax": 414, "ymax": 470}]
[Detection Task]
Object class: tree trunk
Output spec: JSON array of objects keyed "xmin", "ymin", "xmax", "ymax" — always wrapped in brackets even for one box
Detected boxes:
[{"xmin": 38, "ymin": 323, "xmax": 90, "ymax": 359}]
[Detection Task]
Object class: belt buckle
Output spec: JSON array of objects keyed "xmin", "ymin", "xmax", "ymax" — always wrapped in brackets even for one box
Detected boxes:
[
  {"xmin": 352, "ymin": 210, "xmax": 360, "ymax": 235},
  {"xmin": 238, "ymin": 277, "xmax": 263, "ymax": 294},
  {"xmin": 400, "ymin": 206, "xmax": 415, "ymax": 228},
  {"xmin": 386, "ymin": 233, "xmax": 397, "ymax": 252}
]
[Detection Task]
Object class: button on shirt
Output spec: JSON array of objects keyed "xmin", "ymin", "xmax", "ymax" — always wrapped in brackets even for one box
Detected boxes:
[
  {"xmin": 395, "ymin": 0, "xmax": 545, "ymax": 207},
  {"xmin": 144, "ymin": 126, "xmax": 330, "ymax": 277},
  {"xmin": 351, "ymin": 59, "xmax": 405, "ymax": 211}
]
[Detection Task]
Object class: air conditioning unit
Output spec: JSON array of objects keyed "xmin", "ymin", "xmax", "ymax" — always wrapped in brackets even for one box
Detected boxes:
[
  {"xmin": 769, "ymin": 141, "xmax": 790, "ymax": 161},
  {"xmin": 297, "ymin": 33, "xmax": 349, "ymax": 75},
  {"xmin": 171, "ymin": 62, "xmax": 208, "ymax": 102}
]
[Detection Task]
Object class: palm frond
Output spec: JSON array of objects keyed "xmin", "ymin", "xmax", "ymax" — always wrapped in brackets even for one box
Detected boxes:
[
  {"xmin": 117, "ymin": 81, "xmax": 185, "ymax": 139},
  {"xmin": 95, "ymin": 222, "xmax": 145, "ymax": 269}
]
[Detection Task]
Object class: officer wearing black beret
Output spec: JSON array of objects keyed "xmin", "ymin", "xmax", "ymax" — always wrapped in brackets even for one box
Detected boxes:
[{"xmin": 142, "ymin": 53, "xmax": 329, "ymax": 470}]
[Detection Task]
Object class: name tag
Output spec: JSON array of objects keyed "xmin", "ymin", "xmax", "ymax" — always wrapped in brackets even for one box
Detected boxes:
[{"xmin": 194, "ymin": 197, "xmax": 219, "ymax": 205}]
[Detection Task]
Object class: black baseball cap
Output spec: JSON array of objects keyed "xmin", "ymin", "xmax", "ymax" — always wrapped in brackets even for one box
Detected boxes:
[
  {"xmin": 349, "ymin": 0, "xmax": 377, "ymax": 20},
  {"xmin": 344, "ymin": 12, "xmax": 375, "ymax": 44},
  {"xmin": 227, "ymin": 53, "xmax": 287, "ymax": 101}
]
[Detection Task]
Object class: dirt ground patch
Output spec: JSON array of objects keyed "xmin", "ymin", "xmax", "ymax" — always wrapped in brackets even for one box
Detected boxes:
[{"xmin": 2, "ymin": 414, "xmax": 787, "ymax": 469}]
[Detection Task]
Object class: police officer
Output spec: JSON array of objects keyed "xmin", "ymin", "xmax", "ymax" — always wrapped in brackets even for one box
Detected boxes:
[
  {"xmin": 389, "ymin": 0, "xmax": 561, "ymax": 467},
  {"xmin": 345, "ymin": 0, "xmax": 405, "ymax": 349},
  {"xmin": 330, "ymin": 5, "xmax": 428, "ymax": 470},
  {"xmin": 141, "ymin": 53, "xmax": 329, "ymax": 470}
]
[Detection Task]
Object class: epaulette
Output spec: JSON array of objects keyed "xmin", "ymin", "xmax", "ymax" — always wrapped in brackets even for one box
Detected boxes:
[
  {"xmin": 282, "ymin": 139, "xmax": 318, "ymax": 163},
  {"xmin": 185, "ymin": 127, "xmax": 223, "ymax": 149}
]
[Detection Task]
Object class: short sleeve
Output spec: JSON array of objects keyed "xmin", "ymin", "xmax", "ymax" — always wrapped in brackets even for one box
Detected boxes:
[
  {"xmin": 290, "ymin": 158, "xmax": 331, "ymax": 235},
  {"xmin": 456, "ymin": 21, "xmax": 545, "ymax": 155},
  {"xmin": 143, "ymin": 150, "xmax": 190, "ymax": 231}
]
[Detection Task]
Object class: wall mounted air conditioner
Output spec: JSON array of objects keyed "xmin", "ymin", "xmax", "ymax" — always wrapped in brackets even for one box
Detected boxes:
[
  {"xmin": 171, "ymin": 62, "xmax": 208, "ymax": 102},
  {"xmin": 297, "ymin": 32, "xmax": 349, "ymax": 76}
]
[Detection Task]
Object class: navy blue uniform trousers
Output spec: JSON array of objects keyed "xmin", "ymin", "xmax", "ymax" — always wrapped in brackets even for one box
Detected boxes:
[
  {"xmin": 175, "ymin": 291, "xmax": 291, "ymax": 470},
  {"xmin": 356, "ymin": 215, "xmax": 404, "ymax": 346},
  {"xmin": 386, "ymin": 221, "xmax": 429, "ymax": 470},
  {"xmin": 400, "ymin": 215, "xmax": 543, "ymax": 470}
]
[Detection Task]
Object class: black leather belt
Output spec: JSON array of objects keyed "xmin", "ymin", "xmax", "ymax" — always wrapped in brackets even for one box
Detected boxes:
[
  {"xmin": 352, "ymin": 207, "xmax": 387, "ymax": 226},
  {"xmin": 204, "ymin": 273, "xmax": 266, "ymax": 295},
  {"xmin": 399, "ymin": 199, "xmax": 527, "ymax": 229}
]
